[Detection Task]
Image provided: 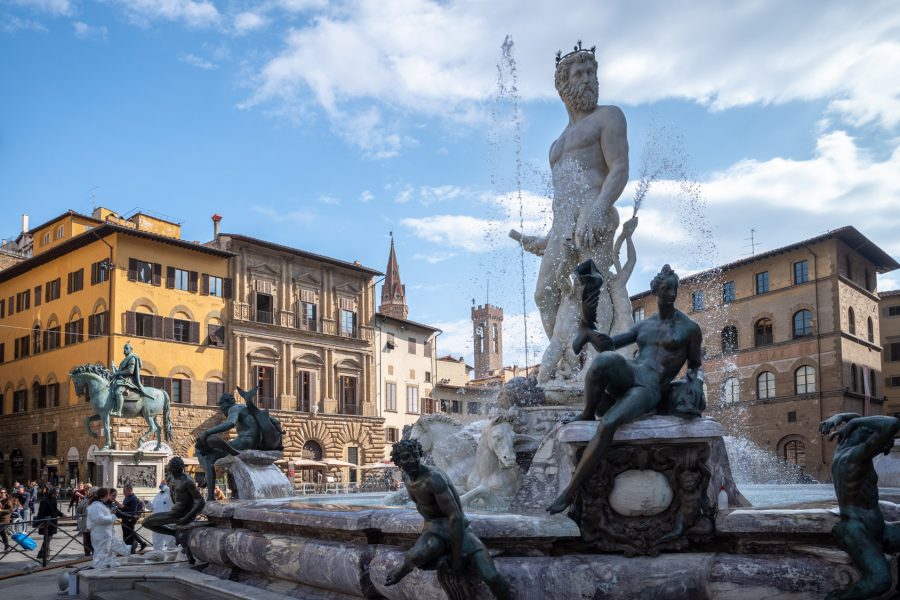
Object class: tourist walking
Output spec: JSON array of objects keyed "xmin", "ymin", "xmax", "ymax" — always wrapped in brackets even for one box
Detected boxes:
[
  {"xmin": 14, "ymin": 485, "xmax": 29, "ymax": 526},
  {"xmin": 35, "ymin": 487, "xmax": 63, "ymax": 560},
  {"xmin": 0, "ymin": 487, "xmax": 12, "ymax": 551},
  {"xmin": 68, "ymin": 484, "xmax": 86, "ymax": 515},
  {"xmin": 148, "ymin": 482, "xmax": 174, "ymax": 550},
  {"xmin": 86, "ymin": 487, "xmax": 132, "ymax": 568},
  {"xmin": 117, "ymin": 485, "xmax": 146, "ymax": 552},
  {"xmin": 28, "ymin": 481, "xmax": 39, "ymax": 521},
  {"xmin": 76, "ymin": 487, "xmax": 96, "ymax": 556}
]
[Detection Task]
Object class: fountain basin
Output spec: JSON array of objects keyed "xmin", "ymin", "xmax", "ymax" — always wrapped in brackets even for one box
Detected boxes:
[{"xmin": 178, "ymin": 497, "xmax": 896, "ymax": 599}]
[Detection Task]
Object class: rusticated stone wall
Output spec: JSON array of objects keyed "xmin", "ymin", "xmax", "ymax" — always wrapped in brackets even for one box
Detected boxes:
[{"xmin": 0, "ymin": 401, "xmax": 383, "ymax": 488}]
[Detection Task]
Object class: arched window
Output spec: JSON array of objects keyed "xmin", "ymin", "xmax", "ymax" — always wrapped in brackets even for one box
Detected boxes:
[
  {"xmin": 792, "ymin": 310, "xmax": 813, "ymax": 338},
  {"xmin": 845, "ymin": 255, "xmax": 853, "ymax": 280},
  {"xmin": 32, "ymin": 325, "xmax": 42, "ymax": 354},
  {"xmin": 783, "ymin": 440, "xmax": 806, "ymax": 466},
  {"xmin": 867, "ymin": 317, "xmax": 874, "ymax": 343},
  {"xmin": 302, "ymin": 440, "xmax": 323, "ymax": 461},
  {"xmin": 492, "ymin": 323, "xmax": 499, "ymax": 353},
  {"xmin": 754, "ymin": 318, "xmax": 773, "ymax": 347},
  {"xmin": 722, "ymin": 377, "xmax": 740, "ymax": 404},
  {"xmin": 870, "ymin": 369, "xmax": 877, "ymax": 397},
  {"xmin": 850, "ymin": 363, "xmax": 858, "ymax": 392},
  {"xmin": 721, "ymin": 326, "xmax": 738, "ymax": 354},
  {"xmin": 757, "ymin": 371, "xmax": 775, "ymax": 399},
  {"xmin": 848, "ymin": 308, "xmax": 856, "ymax": 335},
  {"xmin": 795, "ymin": 366, "xmax": 816, "ymax": 394}
]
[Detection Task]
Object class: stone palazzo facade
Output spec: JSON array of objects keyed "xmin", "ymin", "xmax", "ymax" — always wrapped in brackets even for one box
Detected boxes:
[
  {"xmin": 210, "ymin": 233, "xmax": 385, "ymax": 476},
  {"xmin": 631, "ymin": 226, "xmax": 898, "ymax": 481}
]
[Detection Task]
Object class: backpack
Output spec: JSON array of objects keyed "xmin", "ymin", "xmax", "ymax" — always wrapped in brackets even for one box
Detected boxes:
[{"xmin": 75, "ymin": 497, "xmax": 91, "ymax": 533}]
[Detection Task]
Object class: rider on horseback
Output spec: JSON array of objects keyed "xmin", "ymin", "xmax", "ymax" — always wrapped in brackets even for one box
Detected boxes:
[{"xmin": 110, "ymin": 343, "xmax": 148, "ymax": 416}]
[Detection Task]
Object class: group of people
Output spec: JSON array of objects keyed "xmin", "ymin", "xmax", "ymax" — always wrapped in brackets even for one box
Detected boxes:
[
  {"xmin": 72, "ymin": 481, "xmax": 177, "ymax": 568},
  {"xmin": 0, "ymin": 478, "xmax": 178, "ymax": 569},
  {"xmin": 0, "ymin": 480, "xmax": 58, "ymax": 554}
]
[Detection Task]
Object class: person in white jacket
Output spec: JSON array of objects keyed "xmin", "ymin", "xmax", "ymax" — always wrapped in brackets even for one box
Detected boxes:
[
  {"xmin": 148, "ymin": 482, "xmax": 175, "ymax": 550},
  {"xmin": 85, "ymin": 487, "xmax": 132, "ymax": 568}
]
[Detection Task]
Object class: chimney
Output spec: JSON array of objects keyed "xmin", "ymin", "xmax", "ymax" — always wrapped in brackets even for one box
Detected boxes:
[
  {"xmin": 21, "ymin": 213, "xmax": 29, "ymax": 233},
  {"xmin": 212, "ymin": 214, "xmax": 222, "ymax": 238}
]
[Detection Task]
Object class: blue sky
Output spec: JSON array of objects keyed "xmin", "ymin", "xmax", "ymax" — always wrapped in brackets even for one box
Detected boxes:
[{"xmin": 2, "ymin": 0, "xmax": 900, "ymax": 367}]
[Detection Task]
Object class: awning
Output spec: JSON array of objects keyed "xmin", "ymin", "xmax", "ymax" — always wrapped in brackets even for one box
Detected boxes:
[
  {"xmin": 360, "ymin": 462, "xmax": 394, "ymax": 470},
  {"xmin": 291, "ymin": 459, "xmax": 326, "ymax": 468},
  {"xmin": 322, "ymin": 458, "xmax": 358, "ymax": 469}
]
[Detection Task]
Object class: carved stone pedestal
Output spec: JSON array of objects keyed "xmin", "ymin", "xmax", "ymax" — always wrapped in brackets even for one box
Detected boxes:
[
  {"xmin": 215, "ymin": 450, "xmax": 294, "ymax": 500},
  {"xmin": 91, "ymin": 448, "xmax": 171, "ymax": 497},
  {"xmin": 512, "ymin": 415, "xmax": 748, "ymax": 554}
]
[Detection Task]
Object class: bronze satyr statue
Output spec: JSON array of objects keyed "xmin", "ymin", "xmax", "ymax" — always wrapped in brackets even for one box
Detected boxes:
[
  {"xmin": 141, "ymin": 456, "xmax": 205, "ymax": 560},
  {"xmin": 548, "ymin": 263, "xmax": 703, "ymax": 515},
  {"xmin": 385, "ymin": 439, "xmax": 512, "ymax": 600},
  {"xmin": 195, "ymin": 386, "xmax": 284, "ymax": 501},
  {"xmin": 820, "ymin": 413, "xmax": 900, "ymax": 600}
]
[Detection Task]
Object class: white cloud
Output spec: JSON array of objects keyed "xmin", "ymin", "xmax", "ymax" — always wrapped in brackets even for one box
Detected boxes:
[
  {"xmin": 402, "ymin": 189, "xmax": 551, "ymax": 253},
  {"xmin": 181, "ymin": 53, "xmax": 218, "ymax": 69},
  {"xmin": 330, "ymin": 106, "xmax": 416, "ymax": 159},
  {"xmin": 233, "ymin": 10, "xmax": 265, "ymax": 34},
  {"xmin": 623, "ymin": 129, "xmax": 900, "ymax": 291},
  {"xmin": 242, "ymin": 0, "xmax": 900, "ymax": 135},
  {"xmin": 1, "ymin": 14, "xmax": 47, "ymax": 32},
  {"xmin": 317, "ymin": 194, "xmax": 339, "ymax": 205},
  {"xmin": 7, "ymin": 0, "xmax": 72, "ymax": 16},
  {"xmin": 403, "ymin": 129, "xmax": 900, "ymax": 304},
  {"xmin": 418, "ymin": 185, "xmax": 465, "ymax": 206},
  {"xmin": 412, "ymin": 251, "xmax": 457, "ymax": 263},
  {"xmin": 359, "ymin": 190, "xmax": 374, "ymax": 203},
  {"xmin": 105, "ymin": 0, "xmax": 220, "ymax": 28},
  {"xmin": 73, "ymin": 21, "xmax": 107, "ymax": 40},
  {"xmin": 402, "ymin": 214, "xmax": 490, "ymax": 253},
  {"xmin": 271, "ymin": 0, "xmax": 326, "ymax": 12}
]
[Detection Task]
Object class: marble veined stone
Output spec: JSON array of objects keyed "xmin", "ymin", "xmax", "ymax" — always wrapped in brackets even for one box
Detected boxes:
[{"xmin": 608, "ymin": 469, "xmax": 673, "ymax": 517}]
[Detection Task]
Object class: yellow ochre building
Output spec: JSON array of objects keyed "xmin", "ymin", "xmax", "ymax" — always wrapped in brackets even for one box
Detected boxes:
[{"xmin": 0, "ymin": 208, "xmax": 232, "ymax": 487}]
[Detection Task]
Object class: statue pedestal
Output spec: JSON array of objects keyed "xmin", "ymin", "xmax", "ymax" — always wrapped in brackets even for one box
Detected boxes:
[
  {"xmin": 91, "ymin": 449, "xmax": 171, "ymax": 498},
  {"xmin": 512, "ymin": 415, "xmax": 748, "ymax": 554},
  {"xmin": 215, "ymin": 450, "xmax": 294, "ymax": 500}
]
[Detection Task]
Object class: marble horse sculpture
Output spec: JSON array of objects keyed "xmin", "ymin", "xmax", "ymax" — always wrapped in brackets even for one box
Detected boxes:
[
  {"xmin": 71, "ymin": 363, "xmax": 172, "ymax": 451},
  {"xmin": 820, "ymin": 413, "xmax": 900, "ymax": 600},
  {"xmin": 410, "ymin": 413, "xmax": 479, "ymax": 490},
  {"xmin": 460, "ymin": 414, "xmax": 539, "ymax": 511}
]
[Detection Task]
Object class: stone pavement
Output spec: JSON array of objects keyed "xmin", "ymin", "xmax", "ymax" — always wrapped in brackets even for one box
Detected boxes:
[{"xmin": 0, "ymin": 566, "xmax": 74, "ymax": 599}]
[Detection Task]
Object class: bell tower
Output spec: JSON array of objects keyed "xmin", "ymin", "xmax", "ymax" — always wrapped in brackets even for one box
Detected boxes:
[
  {"xmin": 472, "ymin": 303, "xmax": 503, "ymax": 379},
  {"xmin": 379, "ymin": 234, "xmax": 409, "ymax": 319}
]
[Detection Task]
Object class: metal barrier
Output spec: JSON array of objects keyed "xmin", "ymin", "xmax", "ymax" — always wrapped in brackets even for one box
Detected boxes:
[{"xmin": 0, "ymin": 509, "xmax": 154, "ymax": 574}]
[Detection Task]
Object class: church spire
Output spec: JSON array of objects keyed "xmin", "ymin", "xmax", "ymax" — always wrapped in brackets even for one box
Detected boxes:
[{"xmin": 379, "ymin": 233, "xmax": 409, "ymax": 319}]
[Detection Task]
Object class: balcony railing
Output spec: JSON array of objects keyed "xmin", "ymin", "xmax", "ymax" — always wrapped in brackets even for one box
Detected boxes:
[
  {"xmin": 321, "ymin": 398, "xmax": 377, "ymax": 416},
  {"xmin": 297, "ymin": 320, "xmax": 318, "ymax": 332},
  {"xmin": 337, "ymin": 402, "xmax": 361, "ymax": 416},
  {"xmin": 297, "ymin": 398, "xmax": 322, "ymax": 413}
]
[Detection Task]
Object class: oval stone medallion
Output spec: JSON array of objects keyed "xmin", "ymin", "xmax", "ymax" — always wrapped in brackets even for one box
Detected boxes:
[{"xmin": 608, "ymin": 469, "xmax": 673, "ymax": 517}]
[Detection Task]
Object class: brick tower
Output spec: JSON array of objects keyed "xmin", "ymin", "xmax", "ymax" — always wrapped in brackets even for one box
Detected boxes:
[{"xmin": 472, "ymin": 303, "xmax": 503, "ymax": 379}]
